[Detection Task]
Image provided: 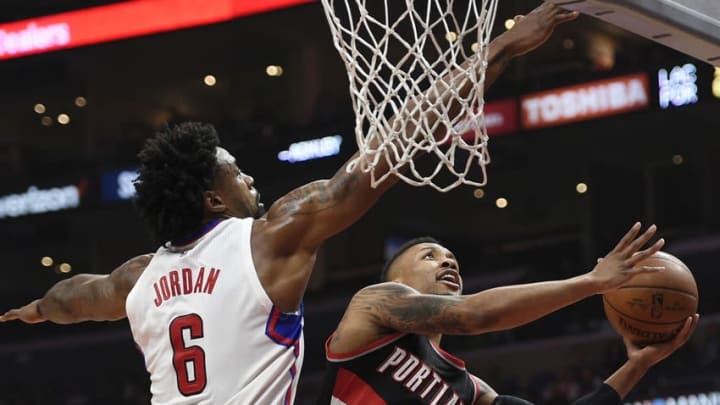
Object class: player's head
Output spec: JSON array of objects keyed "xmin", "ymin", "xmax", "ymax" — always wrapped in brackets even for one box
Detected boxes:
[
  {"xmin": 380, "ymin": 237, "xmax": 462, "ymax": 296},
  {"xmin": 134, "ymin": 122, "xmax": 264, "ymax": 243}
]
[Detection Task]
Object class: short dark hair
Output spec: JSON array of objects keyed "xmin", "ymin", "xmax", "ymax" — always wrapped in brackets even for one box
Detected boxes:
[
  {"xmin": 134, "ymin": 122, "xmax": 221, "ymax": 244},
  {"xmin": 380, "ymin": 237, "xmax": 440, "ymax": 282}
]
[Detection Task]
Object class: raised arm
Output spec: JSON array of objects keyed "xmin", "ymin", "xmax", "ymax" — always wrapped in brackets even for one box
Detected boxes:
[
  {"xmin": 0, "ymin": 254, "xmax": 151, "ymax": 324},
  {"xmin": 267, "ymin": 2, "xmax": 578, "ymax": 248},
  {"xmin": 602, "ymin": 314, "xmax": 698, "ymax": 399},
  {"xmin": 332, "ymin": 223, "xmax": 663, "ymax": 349},
  {"xmin": 252, "ymin": 4, "xmax": 578, "ymax": 312},
  {"xmin": 480, "ymin": 316, "xmax": 698, "ymax": 405}
]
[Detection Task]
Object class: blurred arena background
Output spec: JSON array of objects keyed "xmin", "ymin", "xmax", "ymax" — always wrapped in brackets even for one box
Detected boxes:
[{"xmin": 0, "ymin": 0, "xmax": 718, "ymax": 403}]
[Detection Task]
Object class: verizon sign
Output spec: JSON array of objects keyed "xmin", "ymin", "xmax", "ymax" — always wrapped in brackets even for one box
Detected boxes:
[
  {"xmin": 0, "ymin": 0, "xmax": 311, "ymax": 61},
  {"xmin": 521, "ymin": 73, "xmax": 649, "ymax": 130},
  {"xmin": 0, "ymin": 182, "xmax": 84, "ymax": 219}
]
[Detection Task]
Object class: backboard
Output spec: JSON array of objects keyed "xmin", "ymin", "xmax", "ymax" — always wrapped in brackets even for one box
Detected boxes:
[{"xmin": 544, "ymin": 0, "xmax": 720, "ymax": 64}]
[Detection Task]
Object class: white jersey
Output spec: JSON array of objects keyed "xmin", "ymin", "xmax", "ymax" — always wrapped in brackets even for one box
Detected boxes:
[{"xmin": 126, "ymin": 217, "xmax": 304, "ymax": 405}]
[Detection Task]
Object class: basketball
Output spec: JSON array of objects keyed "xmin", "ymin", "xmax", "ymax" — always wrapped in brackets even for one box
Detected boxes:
[{"xmin": 603, "ymin": 251, "xmax": 698, "ymax": 344}]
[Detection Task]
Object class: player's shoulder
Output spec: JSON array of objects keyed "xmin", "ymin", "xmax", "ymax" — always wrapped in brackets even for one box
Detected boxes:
[
  {"xmin": 353, "ymin": 282, "xmax": 419, "ymax": 302},
  {"xmin": 126, "ymin": 253, "xmax": 153, "ymax": 270},
  {"xmin": 113, "ymin": 254, "xmax": 154, "ymax": 290}
]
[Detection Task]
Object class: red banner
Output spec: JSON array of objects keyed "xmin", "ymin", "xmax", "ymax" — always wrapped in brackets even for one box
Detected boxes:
[
  {"xmin": 0, "ymin": 0, "xmax": 312, "ymax": 61},
  {"xmin": 520, "ymin": 73, "xmax": 650, "ymax": 130},
  {"xmin": 483, "ymin": 98, "xmax": 518, "ymax": 136},
  {"xmin": 457, "ymin": 98, "xmax": 518, "ymax": 141}
]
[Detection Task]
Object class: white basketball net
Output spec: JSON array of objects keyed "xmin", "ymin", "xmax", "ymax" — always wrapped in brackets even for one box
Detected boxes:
[{"xmin": 321, "ymin": 0, "xmax": 500, "ymax": 192}]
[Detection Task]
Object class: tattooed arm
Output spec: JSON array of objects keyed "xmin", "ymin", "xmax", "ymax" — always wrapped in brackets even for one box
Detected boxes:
[
  {"xmin": 331, "ymin": 224, "xmax": 664, "ymax": 351},
  {"xmin": 250, "ymin": 3, "xmax": 579, "ymax": 312},
  {"xmin": 250, "ymin": 31, "xmax": 520, "ymax": 312},
  {"xmin": 336, "ymin": 281, "xmax": 602, "ymax": 340},
  {"xmin": 0, "ymin": 254, "xmax": 150, "ymax": 324}
]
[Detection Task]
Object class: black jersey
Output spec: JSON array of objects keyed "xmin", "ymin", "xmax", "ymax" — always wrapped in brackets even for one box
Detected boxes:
[{"xmin": 318, "ymin": 332, "xmax": 480, "ymax": 405}]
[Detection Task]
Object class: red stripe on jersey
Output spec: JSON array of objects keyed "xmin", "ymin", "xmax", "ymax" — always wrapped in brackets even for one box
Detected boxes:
[
  {"xmin": 332, "ymin": 368, "xmax": 387, "ymax": 405},
  {"xmin": 429, "ymin": 340, "xmax": 466, "ymax": 369},
  {"xmin": 326, "ymin": 332, "xmax": 405, "ymax": 361}
]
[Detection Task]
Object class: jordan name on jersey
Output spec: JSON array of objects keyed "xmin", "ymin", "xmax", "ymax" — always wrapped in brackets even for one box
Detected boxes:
[{"xmin": 152, "ymin": 266, "xmax": 221, "ymax": 307}]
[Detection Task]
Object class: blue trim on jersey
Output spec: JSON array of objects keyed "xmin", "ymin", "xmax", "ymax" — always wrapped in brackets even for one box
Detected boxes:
[
  {"xmin": 170, "ymin": 218, "xmax": 224, "ymax": 247},
  {"xmin": 265, "ymin": 304, "xmax": 303, "ymax": 347}
]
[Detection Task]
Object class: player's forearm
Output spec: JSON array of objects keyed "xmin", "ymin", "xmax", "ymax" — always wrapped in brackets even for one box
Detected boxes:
[
  {"xmin": 484, "ymin": 33, "xmax": 514, "ymax": 90},
  {"xmin": 419, "ymin": 34, "xmax": 513, "ymax": 137},
  {"xmin": 603, "ymin": 358, "xmax": 651, "ymax": 400},
  {"xmin": 465, "ymin": 275, "xmax": 599, "ymax": 333},
  {"xmin": 38, "ymin": 274, "xmax": 106, "ymax": 324}
]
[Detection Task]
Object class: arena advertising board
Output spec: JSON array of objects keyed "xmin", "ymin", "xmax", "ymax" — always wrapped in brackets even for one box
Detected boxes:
[
  {"xmin": 0, "ymin": 180, "xmax": 87, "ymax": 219},
  {"xmin": 0, "ymin": 0, "xmax": 311, "ymax": 61},
  {"xmin": 520, "ymin": 73, "xmax": 650, "ymax": 130},
  {"xmin": 102, "ymin": 169, "xmax": 139, "ymax": 202}
]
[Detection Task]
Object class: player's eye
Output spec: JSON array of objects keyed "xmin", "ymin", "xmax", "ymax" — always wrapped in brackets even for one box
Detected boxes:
[{"xmin": 423, "ymin": 252, "xmax": 434, "ymax": 259}]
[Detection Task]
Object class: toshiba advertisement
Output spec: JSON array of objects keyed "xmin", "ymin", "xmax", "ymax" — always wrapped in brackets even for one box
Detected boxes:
[{"xmin": 520, "ymin": 73, "xmax": 650, "ymax": 130}]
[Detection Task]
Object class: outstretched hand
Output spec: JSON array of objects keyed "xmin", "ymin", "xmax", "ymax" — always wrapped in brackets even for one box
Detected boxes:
[
  {"xmin": 0, "ymin": 299, "xmax": 46, "ymax": 324},
  {"xmin": 501, "ymin": 2, "xmax": 579, "ymax": 57},
  {"xmin": 590, "ymin": 222, "xmax": 665, "ymax": 293},
  {"xmin": 625, "ymin": 314, "xmax": 699, "ymax": 367}
]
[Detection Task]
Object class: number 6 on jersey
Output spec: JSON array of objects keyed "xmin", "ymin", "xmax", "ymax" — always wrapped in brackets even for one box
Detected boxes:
[{"xmin": 169, "ymin": 314, "xmax": 207, "ymax": 396}]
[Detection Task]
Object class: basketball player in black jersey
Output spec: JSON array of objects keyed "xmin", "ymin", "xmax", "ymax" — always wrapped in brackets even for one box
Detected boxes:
[{"xmin": 318, "ymin": 225, "xmax": 698, "ymax": 405}]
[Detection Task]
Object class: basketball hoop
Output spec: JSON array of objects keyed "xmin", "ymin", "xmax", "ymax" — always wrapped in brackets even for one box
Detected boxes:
[{"xmin": 321, "ymin": 0, "xmax": 500, "ymax": 192}]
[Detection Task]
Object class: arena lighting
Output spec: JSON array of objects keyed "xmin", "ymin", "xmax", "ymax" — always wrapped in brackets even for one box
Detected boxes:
[
  {"xmin": 59, "ymin": 263, "xmax": 72, "ymax": 273},
  {"xmin": 74, "ymin": 96, "xmax": 87, "ymax": 107},
  {"xmin": 576, "ymin": 182, "xmax": 588, "ymax": 194},
  {"xmin": 265, "ymin": 65, "xmax": 284, "ymax": 77},
  {"xmin": 57, "ymin": 113, "xmax": 70, "ymax": 125},
  {"xmin": 33, "ymin": 103, "xmax": 46, "ymax": 114},
  {"xmin": 40, "ymin": 256, "xmax": 53, "ymax": 267},
  {"xmin": 495, "ymin": 197, "xmax": 508, "ymax": 208},
  {"xmin": 203, "ymin": 75, "xmax": 217, "ymax": 86},
  {"xmin": 712, "ymin": 67, "xmax": 720, "ymax": 98},
  {"xmin": 0, "ymin": 0, "xmax": 312, "ymax": 61}
]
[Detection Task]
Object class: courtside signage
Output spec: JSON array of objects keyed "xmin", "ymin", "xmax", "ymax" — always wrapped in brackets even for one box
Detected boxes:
[
  {"xmin": 0, "ymin": 0, "xmax": 311, "ymax": 61},
  {"xmin": 520, "ymin": 73, "xmax": 650, "ymax": 130}
]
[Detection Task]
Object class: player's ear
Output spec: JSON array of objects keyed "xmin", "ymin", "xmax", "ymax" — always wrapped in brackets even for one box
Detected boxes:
[{"xmin": 204, "ymin": 191, "xmax": 226, "ymax": 213}]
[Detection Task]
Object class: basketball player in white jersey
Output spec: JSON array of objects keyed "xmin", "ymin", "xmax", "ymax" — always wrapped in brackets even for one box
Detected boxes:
[{"xmin": 0, "ymin": 4, "xmax": 580, "ymax": 404}]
